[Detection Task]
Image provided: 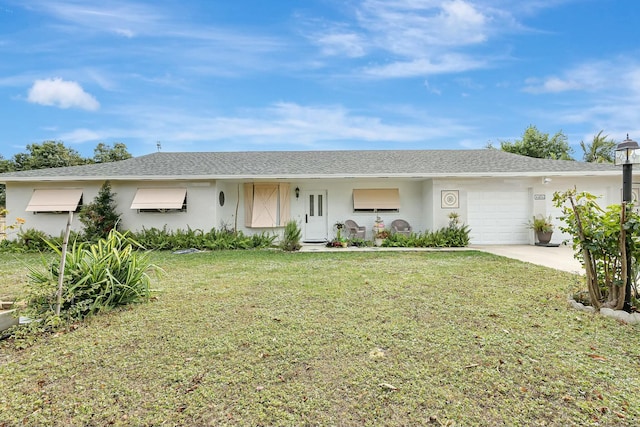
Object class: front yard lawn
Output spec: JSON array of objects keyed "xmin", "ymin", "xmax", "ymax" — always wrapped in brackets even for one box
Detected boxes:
[{"xmin": 1, "ymin": 250, "xmax": 639, "ymax": 426}]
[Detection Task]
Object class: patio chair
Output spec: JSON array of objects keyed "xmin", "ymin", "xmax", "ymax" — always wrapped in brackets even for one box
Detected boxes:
[
  {"xmin": 391, "ymin": 219, "xmax": 412, "ymax": 237},
  {"xmin": 344, "ymin": 219, "xmax": 366, "ymax": 239}
]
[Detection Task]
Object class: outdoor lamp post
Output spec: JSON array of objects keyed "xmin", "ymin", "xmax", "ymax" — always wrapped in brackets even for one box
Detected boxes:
[{"xmin": 615, "ymin": 134, "xmax": 640, "ymax": 312}]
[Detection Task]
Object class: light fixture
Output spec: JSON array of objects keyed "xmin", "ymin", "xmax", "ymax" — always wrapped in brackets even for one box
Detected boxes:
[
  {"xmin": 295, "ymin": 187, "xmax": 300, "ymax": 199},
  {"xmin": 615, "ymin": 134, "xmax": 640, "ymax": 166},
  {"xmin": 615, "ymin": 134, "xmax": 640, "ymax": 312},
  {"xmin": 543, "ymin": 177, "xmax": 552, "ymax": 184}
]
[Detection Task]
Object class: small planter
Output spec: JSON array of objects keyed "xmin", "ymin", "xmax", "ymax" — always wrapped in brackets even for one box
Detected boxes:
[
  {"xmin": 536, "ymin": 231, "xmax": 553, "ymax": 244},
  {"xmin": 374, "ymin": 238, "xmax": 383, "ymax": 247},
  {"xmin": 529, "ymin": 215, "xmax": 554, "ymax": 245}
]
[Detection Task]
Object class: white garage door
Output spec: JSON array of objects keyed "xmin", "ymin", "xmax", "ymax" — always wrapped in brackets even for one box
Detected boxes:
[{"xmin": 467, "ymin": 190, "xmax": 530, "ymax": 244}]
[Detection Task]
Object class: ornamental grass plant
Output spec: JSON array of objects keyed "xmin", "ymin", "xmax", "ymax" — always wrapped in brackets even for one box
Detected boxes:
[{"xmin": 10, "ymin": 229, "xmax": 157, "ymax": 341}]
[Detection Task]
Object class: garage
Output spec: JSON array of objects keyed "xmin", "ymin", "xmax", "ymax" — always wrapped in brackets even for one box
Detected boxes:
[{"xmin": 467, "ymin": 190, "xmax": 531, "ymax": 245}]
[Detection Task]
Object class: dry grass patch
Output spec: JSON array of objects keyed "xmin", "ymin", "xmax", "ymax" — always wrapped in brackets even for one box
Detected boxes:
[{"xmin": 1, "ymin": 250, "xmax": 639, "ymax": 426}]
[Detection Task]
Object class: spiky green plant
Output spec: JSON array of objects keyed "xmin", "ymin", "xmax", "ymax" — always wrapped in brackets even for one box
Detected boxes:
[
  {"xmin": 280, "ymin": 220, "xmax": 302, "ymax": 251},
  {"xmin": 22, "ymin": 229, "xmax": 158, "ymax": 325}
]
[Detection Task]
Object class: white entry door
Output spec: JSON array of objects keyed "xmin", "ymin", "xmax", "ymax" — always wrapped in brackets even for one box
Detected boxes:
[{"xmin": 303, "ymin": 190, "xmax": 328, "ymax": 242}]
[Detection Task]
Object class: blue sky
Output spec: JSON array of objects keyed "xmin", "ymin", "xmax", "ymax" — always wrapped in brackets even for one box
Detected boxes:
[{"xmin": 1, "ymin": 0, "xmax": 639, "ymax": 159}]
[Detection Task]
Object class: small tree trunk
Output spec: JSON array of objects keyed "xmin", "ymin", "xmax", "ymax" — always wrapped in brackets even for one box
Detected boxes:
[{"xmin": 569, "ymin": 195, "xmax": 601, "ymax": 309}]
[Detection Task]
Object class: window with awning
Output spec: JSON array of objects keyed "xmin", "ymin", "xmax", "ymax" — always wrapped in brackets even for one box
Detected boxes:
[
  {"xmin": 353, "ymin": 188, "xmax": 400, "ymax": 212},
  {"xmin": 130, "ymin": 188, "xmax": 187, "ymax": 212},
  {"xmin": 26, "ymin": 189, "xmax": 83, "ymax": 213},
  {"xmin": 244, "ymin": 183, "xmax": 290, "ymax": 228}
]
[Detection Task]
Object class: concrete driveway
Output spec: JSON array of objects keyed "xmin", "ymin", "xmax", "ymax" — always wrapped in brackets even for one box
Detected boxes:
[
  {"xmin": 472, "ymin": 244, "xmax": 583, "ymax": 274},
  {"xmin": 301, "ymin": 242, "xmax": 583, "ymax": 274}
]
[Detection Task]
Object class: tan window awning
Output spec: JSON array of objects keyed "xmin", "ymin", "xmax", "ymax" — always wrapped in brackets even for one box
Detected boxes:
[
  {"xmin": 353, "ymin": 188, "xmax": 400, "ymax": 210},
  {"xmin": 130, "ymin": 188, "xmax": 187, "ymax": 210},
  {"xmin": 26, "ymin": 189, "xmax": 83, "ymax": 212}
]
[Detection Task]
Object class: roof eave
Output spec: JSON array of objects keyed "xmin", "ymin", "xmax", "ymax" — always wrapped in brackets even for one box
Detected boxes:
[{"xmin": 0, "ymin": 170, "xmax": 621, "ymax": 183}]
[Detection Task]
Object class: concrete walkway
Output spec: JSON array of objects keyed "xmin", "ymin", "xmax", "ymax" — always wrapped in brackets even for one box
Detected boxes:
[
  {"xmin": 471, "ymin": 244, "xmax": 583, "ymax": 274},
  {"xmin": 300, "ymin": 243, "xmax": 583, "ymax": 274}
]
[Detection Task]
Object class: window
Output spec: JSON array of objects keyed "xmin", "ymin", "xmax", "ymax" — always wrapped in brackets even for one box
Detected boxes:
[
  {"xmin": 130, "ymin": 188, "xmax": 187, "ymax": 213},
  {"xmin": 353, "ymin": 188, "xmax": 400, "ymax": 212},
  {"xmin": 244, "ymin": 183, "xmax": 290, "ymax": 228},
  {"xmin": 26, "ymin": 189, "xmax": 83, "ymax": 214}
]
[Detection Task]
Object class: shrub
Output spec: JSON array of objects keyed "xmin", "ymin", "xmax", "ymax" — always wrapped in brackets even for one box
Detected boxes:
[
  {"xmin": 132, "ymin": 226, "xmax": 173, "ymax": 250},
  {"xmin": 381, "ymin": 224, "xmax": 470, "ymax": 248},
  {"xmin": 79, "ymin": 180, "xmax": 120, "ymax": 241},
  {"xmin": 554, "ymin": 188, "xmax": 640, "ymax": 309},
  {"xmin": 280, "ymin": 220, "xmax": 302, "ymax": 251},
  {"xmin": 21, "ymin": 229, "xmax": 158, "ymax": 328},
  {"xmin": 17, "ymin": 228, "xmax": 50, "ymax": 251},
  {"xmin": 128, "ymin": 226, "xmax": 276, "ymax": 251}
]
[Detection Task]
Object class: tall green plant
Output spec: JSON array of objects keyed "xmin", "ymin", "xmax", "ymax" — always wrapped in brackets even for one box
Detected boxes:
[
  {"xmin": 281, "ymin": 220, "xmax": 302, "ymax": 251},
  {"xmin": 22, "ymin": 229, "xmax": 158, "ymax": 326},
  {"xmin": 79, "ymin": 180, "xmax": 120, "ymax": 241},
  {"xmin": 553, "ymin": 189, "xmax": 640, "ymax": 309}
]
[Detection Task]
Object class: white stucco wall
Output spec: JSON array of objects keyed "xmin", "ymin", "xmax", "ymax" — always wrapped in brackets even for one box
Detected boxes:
[
  {"xmin": 112, "ymin": 180, "xmax": 218, "ymax": 233},
  {"xmin": 268, "ymin": 178, "xmax": 428, "ymax": 241},
  {"xmin": 5, "ymin": 181, "xmax": 97, "ymax": 237},
  {"xmin": 4, "ymin": 180, "xmax": 221, "ymax": 238},
  {"xmin": 429, "ymin": 175, "xmax": 623, "ymax": 245},
  {"xmin": 2, "ymin": 173, "xmax": 630, "ymax": 245}
]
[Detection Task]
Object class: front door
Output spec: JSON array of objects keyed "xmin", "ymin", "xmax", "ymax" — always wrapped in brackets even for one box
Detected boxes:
[{"xmin": 303, "ymin": 190, "xmax": 328, "ymax": 242}]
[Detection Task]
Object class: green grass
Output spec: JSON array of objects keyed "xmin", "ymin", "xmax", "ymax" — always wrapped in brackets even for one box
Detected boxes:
[{"xmin": 1, "ymin": 250, "xmax": 639, "ymax": 426}]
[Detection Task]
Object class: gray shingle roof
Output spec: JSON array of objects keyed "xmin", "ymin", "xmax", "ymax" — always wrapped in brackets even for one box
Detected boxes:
[{"xmin": 0, "ymin": 149, "xmax": 619, "ymax": 182}]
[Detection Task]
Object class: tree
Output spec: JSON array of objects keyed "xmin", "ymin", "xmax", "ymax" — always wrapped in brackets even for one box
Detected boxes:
[
  {"xmin": 499, "ymin": 125, "xmax": 574, "ymax": 160},
  {"xmin": 12, "ymin": 140, "xmax": 87, "ymax": 171},
  {"xmin": 79, "ymin": 181, "xmax": 121, "ymax": 241},
  {"xmin": 1, "ymin": 141, "xmax": 132, "ymax": 207},
  {"xmin": 554, "ymin": 189, "xmax": 640, "ymax": 310},
  {"xmin": 580, "ymin": 130, "xmax": 616, "ymax": 163},
  {"xmin": 93, "ymin": 142, "xmax": 132, "ymax": 163}
]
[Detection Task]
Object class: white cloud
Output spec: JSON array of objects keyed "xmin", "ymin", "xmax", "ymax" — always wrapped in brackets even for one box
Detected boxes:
[
  {"xmin": 519, "ymin": 58, "xmax": 640, "ymax": 141},
  {"xmin": 112, "ymin": 101, "xmax": 472, "ymax": 148},
  {"xmin": 315, "ymin": 31, "xmax": 367, "ymax": 57},
  {"xmin": 305, "ymin": 0, "xmax": 515, "ymax": 78},
  {"xmin": 27, "ymin": 78, "xmax": 100, "ymax": 110},
  {"xmin": 114, "ymin": 28, "xmax": 135, "ymax": 38},
  {"xmin": 59, "ymin": 128, "xmax": 101, "ymax": 143},
  {"xmin": 357, "ymin": 0, "xmax": 491, "ymax": 53},
  {"xmin": 364, "ymin": 55, "xmax": 487, "ymax": 78},
  {"xmin": 27, "ymin": 0, "xmax": 161, "ymax": 37},
  {"xmin": 523, "ymin": 77, "xmax": 579, "ymax": 93},
  {"xmin": 523, "ymin": 61, "xmax": 615, "ymax": 93},
  {"xmin": 423, "ymin": 80, "xmax": 442, "ymax": 95}
]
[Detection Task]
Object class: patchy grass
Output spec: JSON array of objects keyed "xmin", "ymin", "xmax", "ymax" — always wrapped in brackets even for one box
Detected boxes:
[{"xmin": 1, "ymin": 250, "xmax": 639, "ymax": 426}]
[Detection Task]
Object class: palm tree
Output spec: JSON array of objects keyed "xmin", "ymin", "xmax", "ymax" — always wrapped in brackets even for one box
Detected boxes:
[{"xmin": 580, "ymin": 130, "xmax": 616, "ymax": 163}]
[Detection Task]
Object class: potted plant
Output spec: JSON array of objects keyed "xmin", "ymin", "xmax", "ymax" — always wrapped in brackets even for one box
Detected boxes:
[
  {"xmin": 374, "ymin": 229, "xmax": 390, "ymax": 247},
  {"xmin": 528, "ymin": 215, "xmax": 554, "ymax": 244},
  {"xmin": 331, "ymin": 221, "xmax": 348, "ymax": 247}
]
